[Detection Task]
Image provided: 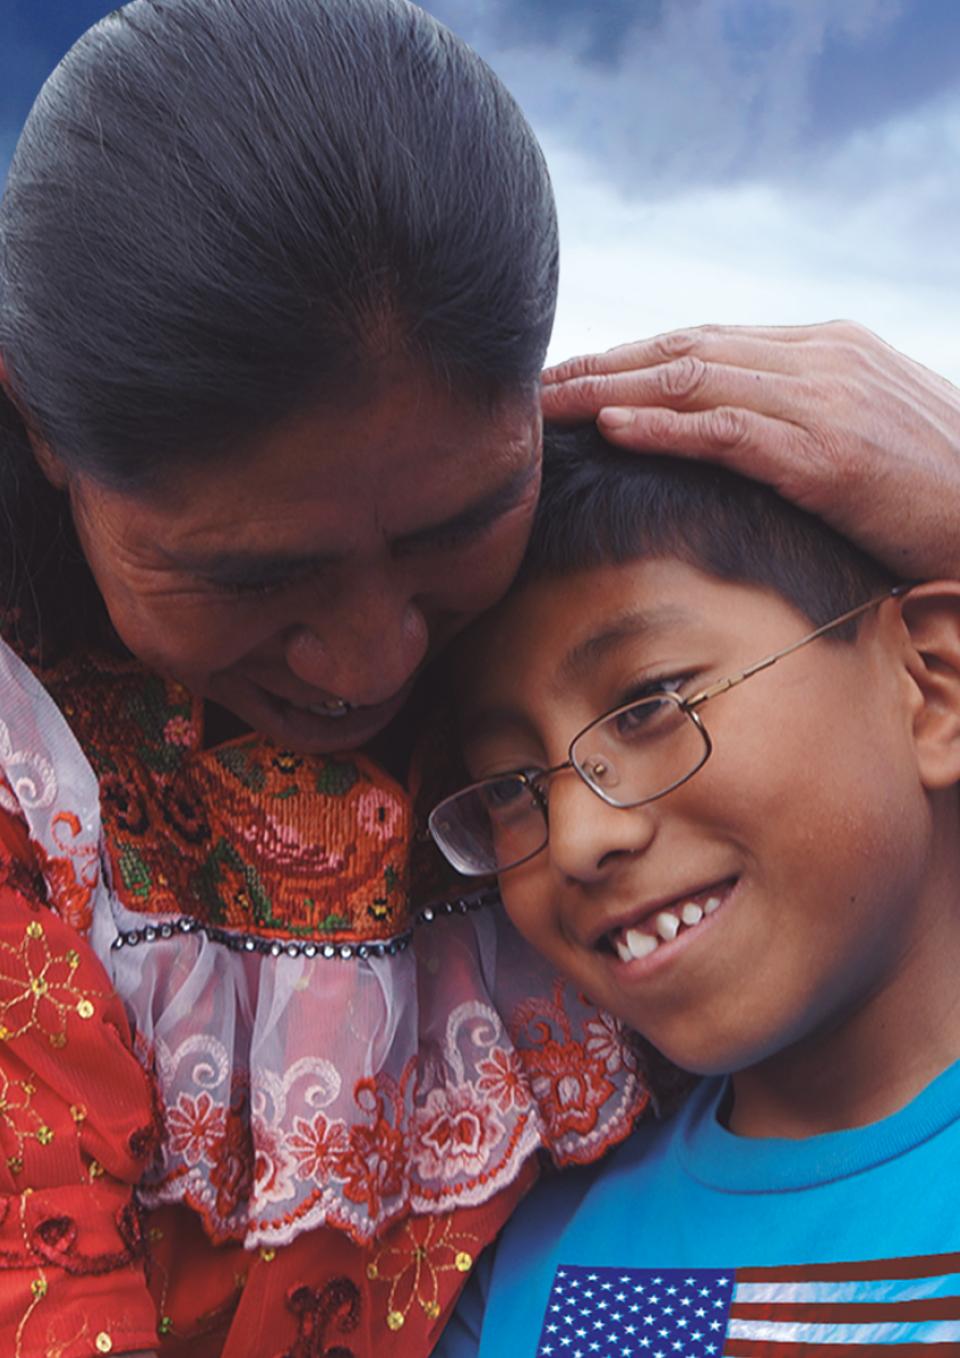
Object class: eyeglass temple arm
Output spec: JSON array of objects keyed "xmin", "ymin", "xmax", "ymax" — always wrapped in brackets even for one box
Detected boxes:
[{"xmin": 686, "ymin": 584, "xmax": 912, "ymax": 708}]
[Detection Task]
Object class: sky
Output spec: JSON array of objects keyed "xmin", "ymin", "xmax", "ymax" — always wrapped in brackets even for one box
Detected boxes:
[{"xmin": 2, "ymin": 0, "xmax": 959, "ymax": 381}]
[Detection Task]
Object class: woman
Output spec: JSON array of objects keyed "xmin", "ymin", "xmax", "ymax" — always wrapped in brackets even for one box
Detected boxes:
[{"xmin": 0, "ymin": 1, "xmax": 957, "ymax": 1355}]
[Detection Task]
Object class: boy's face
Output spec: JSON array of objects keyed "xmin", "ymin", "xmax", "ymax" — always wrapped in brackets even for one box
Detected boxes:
[{"xmin": 453, "ymin": 557, "xmax": 936, "ymax": 1077}]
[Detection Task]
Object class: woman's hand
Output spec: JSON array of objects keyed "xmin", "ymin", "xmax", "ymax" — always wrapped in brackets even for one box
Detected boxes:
[{"xmin": 542, "ymin": 321, "xmax": 960, "ymax": 579}]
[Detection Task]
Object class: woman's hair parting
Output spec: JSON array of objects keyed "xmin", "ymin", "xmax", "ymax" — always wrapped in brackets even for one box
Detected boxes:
[{"xmin": 523, "ymin": 424, "xmax": 896, "ymax": 629}]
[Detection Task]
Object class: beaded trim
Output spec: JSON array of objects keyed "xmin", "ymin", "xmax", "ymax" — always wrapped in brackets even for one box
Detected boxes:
[{"xmin": 110, "ymin": 888, "xmax": 500, "ymax": 960}]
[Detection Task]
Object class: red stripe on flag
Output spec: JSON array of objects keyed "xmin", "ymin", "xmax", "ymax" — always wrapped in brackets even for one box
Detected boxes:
[
  {"xmin": 724, "ymin": 1339, "xmax": 960, "ymax": 1356},
  {"xmin": 730, "ymin": 1295, "xmax": 960, "ymax": 1323},
  {"xmin": 737, "ymin": 1252, "xmax": 960, "ymax": 1284}
]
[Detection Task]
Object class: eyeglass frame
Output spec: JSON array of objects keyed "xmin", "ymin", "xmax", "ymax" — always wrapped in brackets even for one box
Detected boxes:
[{"xmin": 428, "ymin": 584, "xmax": 911, "ymax": 876}]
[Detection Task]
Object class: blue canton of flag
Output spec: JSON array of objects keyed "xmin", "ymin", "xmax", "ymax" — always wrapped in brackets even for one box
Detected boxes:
[{"xmin": 536, "ymin": 1265, "xmax": 735, "ymax": 1358}]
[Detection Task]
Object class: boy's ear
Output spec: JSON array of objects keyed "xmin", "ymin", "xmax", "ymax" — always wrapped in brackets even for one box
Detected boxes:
[{"xmin": 898, "ymin": 583, "xmax": 960, "ymax": 790}]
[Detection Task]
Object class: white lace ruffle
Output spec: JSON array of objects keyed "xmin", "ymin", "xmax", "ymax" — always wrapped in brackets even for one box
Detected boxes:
[{"xmin": 0, "ymin": 638, "xmax": 647, "ymax": 1249}]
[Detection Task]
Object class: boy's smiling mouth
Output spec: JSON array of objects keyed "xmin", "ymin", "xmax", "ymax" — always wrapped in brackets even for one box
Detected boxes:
[{"xmin": 595, "ymin": 878, "xmax": 737, "ymax": 965}]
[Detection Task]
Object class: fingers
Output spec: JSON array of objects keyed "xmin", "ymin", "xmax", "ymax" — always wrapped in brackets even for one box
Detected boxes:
[
  {"xmin": 541, "ymin": 355, "xmax": 814, "ymax": 426},
  {"xmin": 595, "ymin": 404, "xmax": 821, "ymax": 510},
  {"xmin": 542, "ymin": 320, "xmax": 868, "ymax": 388}
]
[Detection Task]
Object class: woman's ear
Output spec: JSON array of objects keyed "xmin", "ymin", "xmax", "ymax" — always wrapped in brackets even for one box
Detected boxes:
[
  {"xmin": 29, "ymin": 438, "xmax": 70, "ymax": 491},
  {"xmin": 898, "ymin": 582, "xmax": 960, "ymax": 790}
]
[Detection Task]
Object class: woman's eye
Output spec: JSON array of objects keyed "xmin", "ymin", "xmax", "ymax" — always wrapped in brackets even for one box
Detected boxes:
[
  {"xmin": 212, "ymin": 567, "xmax": 317, "ymax": 598},
  {"xmin": 221, "ymin": 578, "xmax": 286, "ymax": 598}
]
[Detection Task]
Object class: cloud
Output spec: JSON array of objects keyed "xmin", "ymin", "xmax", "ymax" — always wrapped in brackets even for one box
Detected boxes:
[
  {"xmin": 417, "ymin": 0, "xmax": 960, "ymax": 382},
  {"xmin": 543, "ymin": 105, "xmax": 960, "ymax": 385},
  {"xmin": 425, "ymin": 0, "xmax": 960, "ymax": 196},
  {"xmin": 2, "ymin": 0, "xmax": 958, "ymax": 387}
]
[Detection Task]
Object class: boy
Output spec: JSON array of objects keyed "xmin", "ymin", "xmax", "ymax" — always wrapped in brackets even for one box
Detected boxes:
[{"xmin": 429, "ymin": 424, "xmax": 960, "ymax": 1356}]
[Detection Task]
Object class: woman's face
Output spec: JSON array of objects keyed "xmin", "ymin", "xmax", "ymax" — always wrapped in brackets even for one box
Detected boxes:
[{"xmin": 62, "ymin": 364, "xmax": 541, "ymax": 752}]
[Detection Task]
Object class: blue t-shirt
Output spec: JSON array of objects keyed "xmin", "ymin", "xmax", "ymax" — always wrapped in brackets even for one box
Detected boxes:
[{"xmin": 437, "ymin": 1061, "xmax": 960, "ymax": 1356}]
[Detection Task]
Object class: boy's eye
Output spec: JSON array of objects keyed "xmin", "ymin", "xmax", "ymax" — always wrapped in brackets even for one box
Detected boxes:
[
  {"xmin": 611, "ymin": 694, "xmax": 689, "ymax": 745},
  {"xmin": 616, "ymin": 674, "xmax": 687, "ymax": 706},
  {"xmin": 614, "ymin": 700, "xmax": 667, "ymax": 735},
  {"xmin": 479, "ymin": 772, "xmax": 539, "ymax": 810},
  {"xmin": 607, "ymin": 676, "xmax": 692, "ymax": 739}
]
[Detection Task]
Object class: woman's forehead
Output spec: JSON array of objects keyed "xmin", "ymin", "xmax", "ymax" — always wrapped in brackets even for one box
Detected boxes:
[{"xmin": 86, "ymin": 378, "xmax": 542, "ymax": 559}]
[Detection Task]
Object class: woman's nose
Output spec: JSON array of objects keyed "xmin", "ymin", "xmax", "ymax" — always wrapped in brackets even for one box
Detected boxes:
[
  {"xmin": 284, "ymin": 593, "xmax": 429, "ymax": 705},
  {"xmin": 545, "ymin": 772, "xmax": 658, "ymax": 882}
]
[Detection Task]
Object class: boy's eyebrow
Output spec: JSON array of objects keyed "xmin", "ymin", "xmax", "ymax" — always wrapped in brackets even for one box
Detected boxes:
[
  {"xmin": 556, "ymin": 603, "xmax": 693, "ymax": 689},
  {"xmin": 462, "ymin": 604, "xmax": 695, "ymax": 746}
]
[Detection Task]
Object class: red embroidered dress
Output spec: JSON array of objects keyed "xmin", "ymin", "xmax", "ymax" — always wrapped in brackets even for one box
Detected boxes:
[{"xmin": 0, "ymin": 637, "xmax": 649, "ymax": 1357}]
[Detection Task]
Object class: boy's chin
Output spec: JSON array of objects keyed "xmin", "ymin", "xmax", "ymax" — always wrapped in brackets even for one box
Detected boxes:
[{"xmin": 620, "ymin": 1016, "xmax": 773, "ymax": 1082}]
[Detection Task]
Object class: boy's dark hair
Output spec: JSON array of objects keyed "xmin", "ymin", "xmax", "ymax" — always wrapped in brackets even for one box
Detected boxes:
[
  {"xmin": 522, "ymin": 424, "xmax": 896, "ymax": 629},
  {"xmin": 0, "ymin": 0, "xmax": 557, "ymax": 650}
]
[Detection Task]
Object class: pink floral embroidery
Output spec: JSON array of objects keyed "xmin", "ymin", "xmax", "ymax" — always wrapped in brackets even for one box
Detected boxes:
[
  {"xmin": 413, "ymin": 1085, "xmax": 505, "ymax": 1181},
  {"xmin": 166, "ymin": 1091, "xmax": 226, "ymax": 1167},
  {"xmin": 163, "ymin": 715, "xmax": 194, "ymax": 748},
  {"xmin": 477, "ymin": 1047, "xmax": 531, "ymax": 1113},
  {"xmin": 238, "ymin": 815, "xmax": 346, "ymax": 874},
  {"xmin": 288, "ymin": 1111, "xmax": 350, "ymax": 1181},
  {"xmin": 355, "ymin": 787, "xmax": 404, "ymax": 840}
]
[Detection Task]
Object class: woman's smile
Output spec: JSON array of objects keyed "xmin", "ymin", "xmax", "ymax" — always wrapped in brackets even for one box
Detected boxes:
[{"xmin": 67, "ymin": 365, "xmax": 541, "ymax": 752}]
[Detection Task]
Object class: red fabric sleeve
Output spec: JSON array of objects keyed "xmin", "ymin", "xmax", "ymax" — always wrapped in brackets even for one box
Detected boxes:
[{"xmin": 0, "ymin": 808, "xmax": 160, "ymax": 1356}]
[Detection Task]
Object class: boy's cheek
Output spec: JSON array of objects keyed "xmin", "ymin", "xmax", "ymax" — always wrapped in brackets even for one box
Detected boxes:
[{"xmin": 499, "ymin": 873, "xmax": 562, "ymax": 956}]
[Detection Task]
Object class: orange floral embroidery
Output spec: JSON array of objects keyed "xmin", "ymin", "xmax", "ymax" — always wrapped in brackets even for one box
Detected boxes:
[
  {"xmin": 34, "ymin": 811, "xmax": 99, "ymax": 934},
  {"xmin": 37, "ymin": 651, "xmax": 413, "ymax": 942}
]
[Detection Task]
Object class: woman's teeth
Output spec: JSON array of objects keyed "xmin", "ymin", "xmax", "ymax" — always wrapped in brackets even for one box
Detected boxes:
[{"xmin": 611, "ymin": 893, "xmax": 722, "ymax": 964}]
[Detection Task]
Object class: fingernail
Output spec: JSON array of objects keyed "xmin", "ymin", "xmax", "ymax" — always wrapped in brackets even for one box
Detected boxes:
[{"xmin": 598, "ymin": 407, "xmax": 633, "ymax": 431}]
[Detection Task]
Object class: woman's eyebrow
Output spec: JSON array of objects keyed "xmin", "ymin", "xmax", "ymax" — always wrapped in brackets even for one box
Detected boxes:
[
  {"xmin": 169, "ymin": 460, "xmax": 541, "ymax": 582},
  {"xmin": 394, "ymin": 458, "xmax": 540, "ymax": 550},
  {"xmin": 170, "ymin": 547, "xmax": 341, "ymax": 585}
]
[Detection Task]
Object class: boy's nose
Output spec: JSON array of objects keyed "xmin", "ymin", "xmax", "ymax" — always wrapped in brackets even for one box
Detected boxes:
[{"xmin": 546, "ymin": 773, "xmax": 658, "ymax": 882}]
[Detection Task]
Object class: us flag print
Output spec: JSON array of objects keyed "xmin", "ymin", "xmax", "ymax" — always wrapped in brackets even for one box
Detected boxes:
[{"xmin": 536, "ymin": 1255, "xmax": 960, "ymax": 1355}]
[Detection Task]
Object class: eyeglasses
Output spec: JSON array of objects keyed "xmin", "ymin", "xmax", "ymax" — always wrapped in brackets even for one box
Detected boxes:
[{"xmin": 428, "ymin": 585, "xmax": 909, "ymax": 877}]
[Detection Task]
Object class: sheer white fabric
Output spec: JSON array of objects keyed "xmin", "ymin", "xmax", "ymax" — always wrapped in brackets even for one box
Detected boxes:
[{"xmin": 0, "ymin": 638, "xmax": 647, "ymax": 1249}]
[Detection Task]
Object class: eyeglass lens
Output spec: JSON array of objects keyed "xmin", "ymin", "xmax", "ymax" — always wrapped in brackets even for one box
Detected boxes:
[
  {"xmin": 429, "ymin": 775, "xmax": 548, "ymax": 877},
  {"xmin": 571, "ymin": 694, "xmax": 709, "ymax": 807},
  {"xmin": 430, "ymin": 695, "xmax": 709, "ymax": 875}
]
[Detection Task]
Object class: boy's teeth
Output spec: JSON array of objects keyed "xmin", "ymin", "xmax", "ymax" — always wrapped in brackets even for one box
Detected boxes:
[
  {"xmin": 609, "ymin": 887, "xmax": 728, "ymax": 960},
  {"xmin": 655, "ymin": 911, "xmax": 680, "ymax": 941},
  {"xmin": 614, "ymin": 936, "xmax": 635, "ymax": 964},
  {"xmin": 611, "ymin": 885, "xmax": 733, "ymax": 961},
  {"xmin": 626, "ymin": 927, "xmax": 658, "ymax": 960}
]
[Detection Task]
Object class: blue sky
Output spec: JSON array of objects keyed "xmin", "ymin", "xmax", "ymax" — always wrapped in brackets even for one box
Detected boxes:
[{"xmin": 3, "ymin": 0, "xmax": 960, "ymax": 377}]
